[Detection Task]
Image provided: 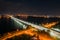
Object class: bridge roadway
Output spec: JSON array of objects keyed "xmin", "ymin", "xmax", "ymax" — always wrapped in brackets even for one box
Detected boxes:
[{"xmin": 10, "ymin": 16, "xmax": 60, "ymax": 39}]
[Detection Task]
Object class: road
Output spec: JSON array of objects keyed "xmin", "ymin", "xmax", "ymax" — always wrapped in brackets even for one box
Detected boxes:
[{"xmin": 10, "ymin": 16, "xmax": 60, "ymax": 39}]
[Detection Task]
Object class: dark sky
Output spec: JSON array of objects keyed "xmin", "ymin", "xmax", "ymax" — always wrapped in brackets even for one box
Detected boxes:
[{"xmin": 0, "ymin": 0, "xmax": 60, "ymax": 15}]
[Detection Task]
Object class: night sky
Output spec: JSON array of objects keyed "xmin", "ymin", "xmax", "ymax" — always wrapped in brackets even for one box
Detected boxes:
[{"xmin": 0, "ymin": 0, "xmax": 60, "ymax": 15}]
